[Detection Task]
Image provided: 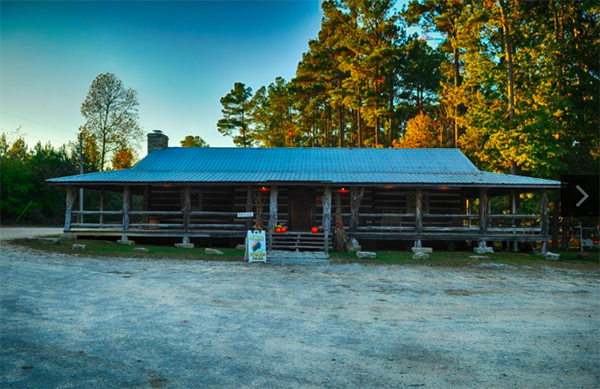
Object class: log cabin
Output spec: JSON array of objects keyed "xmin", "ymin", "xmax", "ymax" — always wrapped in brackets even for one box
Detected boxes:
[{"xmin": 48, "ymin": 131, "xmax": 560, "ymax": 253}]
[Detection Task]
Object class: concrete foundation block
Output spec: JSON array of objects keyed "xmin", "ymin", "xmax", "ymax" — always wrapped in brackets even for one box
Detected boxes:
[
  {"xmin": 205, "ymin": 248, "xmax": 224, "ymax": 255},
  {"xmin": 470, "ymin": 255, "xmax": 490, "ymax": 260},
  {"xmin": 72, "ymin": 244, "xmax": 86, "ymax": 251},
  {"xmin": 357, "ymin": 251, "xmax": 376, "ymax": 259},
  {"xmin": 117, "ymin": 240, "xmax": 135, "ymax": 245},
  {"xmin": 474, "ymin": 247, "xmax": 494, "ymax": 254},
  {"xmin": 133, "ymin": 248, "xmax": 149, "ymax": 253},
  {"xmin": 175, "ymin": 243, "xmax": 194, "ymax": 249},
  {"xmin": 235, "ymin": 244, "xmax": 246, "ymax": 251},
  {"xmin": 413, "ymin": 252, "xmax": 430, "ymax": 260},
  {"xmin": 60, "ymin": 234, "xmax": 77, "ymax": 241},
  {"xmin": 412, "ymin": 247, "xmax": 433, "ymax": 254},
  {"xmin": 545, "ymin": 252, "xmax": 560, "ymax": 261}
]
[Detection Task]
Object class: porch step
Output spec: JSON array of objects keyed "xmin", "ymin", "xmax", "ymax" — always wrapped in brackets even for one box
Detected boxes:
[{"xmin": 269, "ymin": 232, "xmax": 333, "ymax": 252}]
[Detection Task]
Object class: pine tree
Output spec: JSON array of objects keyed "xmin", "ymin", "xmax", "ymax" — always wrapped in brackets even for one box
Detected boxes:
[{"xmin": 217, "ymin": 82, "xmax": 254, "ymax": 147}]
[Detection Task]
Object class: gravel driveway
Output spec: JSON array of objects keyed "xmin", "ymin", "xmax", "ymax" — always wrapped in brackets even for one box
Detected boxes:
[{"xmin": 1, "ymin": 232, "xmax": 599, "ymax": 388}]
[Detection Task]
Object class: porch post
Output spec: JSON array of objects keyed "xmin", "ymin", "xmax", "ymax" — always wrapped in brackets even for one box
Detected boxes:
[
  {"xmin": 142, "ymin": 185, "xmax": 150, "ymax": 224},
  {"xmin": 99, "ymin": 188, "xmax": 105, "ymax": 225},
  {"xmin": 246, "ymin": 186, "xmax": 253, "ymax": 230},
  {"xmin": 479, "ymin": 188, "xmax": 488, "ymax": 248},
  {"xmin": 79, "ymin": 187, "xmax": 84, "ymax": 224},
  {"xmin": 268, "ymin": 186, "xmax": 278, "ymax": 251},
  {"xmin": 540, "ymin": 189, "xmax": 549, "ymax": 254},
  {"xmin": 415, "ymin": 188, "xmax": 423, "ymax": 248},
  {"xmin": 323, "ymin": 186, "xmax": 332, "ymax": 254},
  {"xmin": 122, "ymin": 185, "xmax": 130, "ymax": 233},
  {"xmin": 349, "ymin": 187, "xmax": 364, "ymax": 235},
  {"xmin": 64, "ymin": 185, "xmax": 75, "ymax": 232},
  {"xmin": 183, "ymin": 185, "xmax": 191, "ymax": 232},
  {"xmin": 510, "ymin": 189, "xmax": 518, "ymax": 252}
]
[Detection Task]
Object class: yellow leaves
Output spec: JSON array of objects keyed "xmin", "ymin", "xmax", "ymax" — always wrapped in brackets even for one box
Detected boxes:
[{"xmin": 396, "ymin": 112, "xmax": 441, "ymax": 149}]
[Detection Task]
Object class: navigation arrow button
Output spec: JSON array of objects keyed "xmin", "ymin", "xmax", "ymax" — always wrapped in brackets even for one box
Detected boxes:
[{"xmin": 576, "ymin": 185, "xmax": 589, "ymax": 207}]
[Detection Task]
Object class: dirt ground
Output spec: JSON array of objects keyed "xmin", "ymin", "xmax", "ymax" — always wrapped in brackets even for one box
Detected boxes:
[{"xmin": 1, "ymin": 228, "xmax": 599, "ymax": 388}]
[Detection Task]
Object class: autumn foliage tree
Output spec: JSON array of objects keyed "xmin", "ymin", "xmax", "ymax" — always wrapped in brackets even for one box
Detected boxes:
[
  {"xmin": 215, "ymin": 0, "xmax": 598, "ymax": 189},
  {"xmin": 111, "ymin": 145, "xmax": 136, "ymax": 170},
  {"xmin": 81, "ymin": 73, "xmax": 143, "ymax": 171},
  {"xmin": 180, "ymin": 135, "xmax": 210, "ymax": 147}
]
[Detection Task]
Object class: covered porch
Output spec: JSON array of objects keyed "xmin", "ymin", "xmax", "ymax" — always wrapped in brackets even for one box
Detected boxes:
[{"xmin": 62, "ymin": 183, "xmax": 552, "ymax": 254}]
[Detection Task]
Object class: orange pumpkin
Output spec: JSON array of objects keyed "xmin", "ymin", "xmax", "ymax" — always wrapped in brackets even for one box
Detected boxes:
[
  {"xmin": 311, "ymin": 227, "xmax": 318, "ymax": 233},
  {"xmin": 281, "ymin": 227, "xmax": 287, "ymax": 233},
  {"xmin": 275, "ymin": 228, "xmax": 282, "ymax": 233}
]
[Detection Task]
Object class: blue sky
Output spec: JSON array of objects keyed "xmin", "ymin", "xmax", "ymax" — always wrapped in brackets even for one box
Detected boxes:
[{"xmin": 1, "ymin": 1, "xmax": 413, "ymax": 154}]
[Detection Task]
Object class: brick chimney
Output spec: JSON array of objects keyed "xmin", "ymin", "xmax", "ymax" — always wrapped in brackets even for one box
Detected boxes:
[{"xmin": 147, "ymin": 130, "xmax": 169, "ymax": 152}]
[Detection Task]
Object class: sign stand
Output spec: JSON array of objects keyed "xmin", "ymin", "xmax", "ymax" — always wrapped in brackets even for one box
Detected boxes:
[{"xmin": 245, "ymin": 230, "xmax": 267, "ymax": 263}]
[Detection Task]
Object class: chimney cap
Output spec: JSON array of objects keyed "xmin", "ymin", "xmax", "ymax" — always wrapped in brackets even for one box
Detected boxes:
[{"xmin": 153, "ymin": 130, "xmax": 163, "ymax": 134}]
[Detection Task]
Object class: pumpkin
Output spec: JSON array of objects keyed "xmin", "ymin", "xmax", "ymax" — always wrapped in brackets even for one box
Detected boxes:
[
  {"xmin": 275, "ymin": 228, "xmax": 282, "ymax": 233},
  {"xmin": 311, "ymin": 227, "xmax": 318, "ymax": 233},
  {"xmin": 281, "ymin": 227, "xmax": 287, "ymax": 233}
]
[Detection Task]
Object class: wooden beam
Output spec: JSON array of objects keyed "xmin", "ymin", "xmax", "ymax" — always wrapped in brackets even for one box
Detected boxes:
[
  {"xmin": 349, "ymin": 187, "xmax": 364, "ymax": 234},
  {"xmin": 540, "ymin": 189, "xmax": 549, "ymax": 254},
  {"xmin": 246, "ymin": 186, "xmax": 253, "ymax": 230},
  {"xmin": 72, "ymin": 210, "xmax": 122, "ymax": 215},
  {"xmin": 123, "ymin": 185, "xmax": 130, "ymax": 232},
  {"xmin": 323, "ymin": 186, "xmax": 332, "ymax": 254},
  {"xmin": 189, "ymin": 224, "xmax": 246, "ymax": 229},
  {"xmin": 415, "ymin": 188, "xmax": 423, "ymax": 247},
  {"xmin": 64, "ymin": 186, "xmax": 75, "ymax": 232},
  {"xmin": 268, "ymin": 186, "xmax": 278, "ymax": 251},
  {"xmin": 129, "ymin": 211, "xmax": 183, "ymax": 216},
  {"xmin": 479, "ymin": 188, "xmax": 488, "ymax": 247},
  {"xmin": 183, "ymin": 185, "xmax": 191, "ymax": 232}
]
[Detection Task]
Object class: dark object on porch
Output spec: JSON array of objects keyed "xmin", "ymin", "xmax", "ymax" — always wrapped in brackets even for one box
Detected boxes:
[{"xmin": 47, "ymin": 132, "xmax": 560, "ymax": 253}]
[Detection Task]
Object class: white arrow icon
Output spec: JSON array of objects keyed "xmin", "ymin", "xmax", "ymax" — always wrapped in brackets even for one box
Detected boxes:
[{"xmin": 576, "ymin": 185, "xmax": 589, "ymax": 207}]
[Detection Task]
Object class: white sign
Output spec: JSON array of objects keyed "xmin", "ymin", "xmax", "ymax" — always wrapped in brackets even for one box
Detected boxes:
[
  {"xmin": 237, "ymin": 212, "xmax": 254, "ymax": 218},
  {"xmin": 245, "ymin": 230, "xmax": 267, "ymax": 263}
]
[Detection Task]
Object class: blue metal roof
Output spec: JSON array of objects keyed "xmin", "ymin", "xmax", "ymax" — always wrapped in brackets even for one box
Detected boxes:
[{"xmin": 47, "ymin": 147, "xmax": 560, "ymax": 188}]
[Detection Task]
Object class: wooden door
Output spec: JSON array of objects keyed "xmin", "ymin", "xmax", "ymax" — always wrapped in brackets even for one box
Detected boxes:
[{"xmin": 289, "ymin": 188, "xmax": 315, "ymax": 231}]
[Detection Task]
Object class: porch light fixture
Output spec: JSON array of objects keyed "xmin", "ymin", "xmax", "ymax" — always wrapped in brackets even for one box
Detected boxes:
[
  {"xmin": 339, "ymin": 188, "xmax": 348, "ymax": 193},
  {"xmin": 261, "ymin": 187, "xmax": 270, "ymax": 192},
  {"xmin": 384, "ymin": 186, "xmax": 394, "ymax": 189}
]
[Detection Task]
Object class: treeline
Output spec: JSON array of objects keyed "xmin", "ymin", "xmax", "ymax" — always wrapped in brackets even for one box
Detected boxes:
[
  {"xmin": 217, "ymin": 0, "xmax": 599, "ymax": 179},
  {"xmin": 0, "ymin": 134, "xmax": 80, "ymax": 224}
]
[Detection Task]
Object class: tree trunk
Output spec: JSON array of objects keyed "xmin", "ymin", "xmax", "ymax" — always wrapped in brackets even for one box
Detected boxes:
[
  {"xmin": 357, "ymin": 106, "xmax": 362, "ymax": 148},
  {"xmin": 453, "ymin": 44, "xmax": 460, "ymax": 148},
  {"xmin": 349, "ymin": 187, "xmax": 364, "ymax": 234},
  {"xmin": 338, "ymin": 103, "xmax": 345, "ymax": 148},
  {"xmin": 500, "ymin": 0, "xmax": 518, "ymax": 172},
  {"xmin": 64, "ymin": 186, "xmax": 75, "ymax": 232},
  {"xmin": 323, "ymin": 186, "xmax": 332, "ymax": 254}
]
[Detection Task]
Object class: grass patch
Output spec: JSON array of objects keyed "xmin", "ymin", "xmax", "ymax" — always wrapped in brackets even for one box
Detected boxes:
[
  {"xmin": 331, "ymin": 250, "xmax": 600, "ymax": 271},
  {"xmin": 10, "ymin": 238, "xmax": 246, "ymax": 262},
  {"xmin": 8, "ymin": 238, "xmax": 599, "ymax": 271}
]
